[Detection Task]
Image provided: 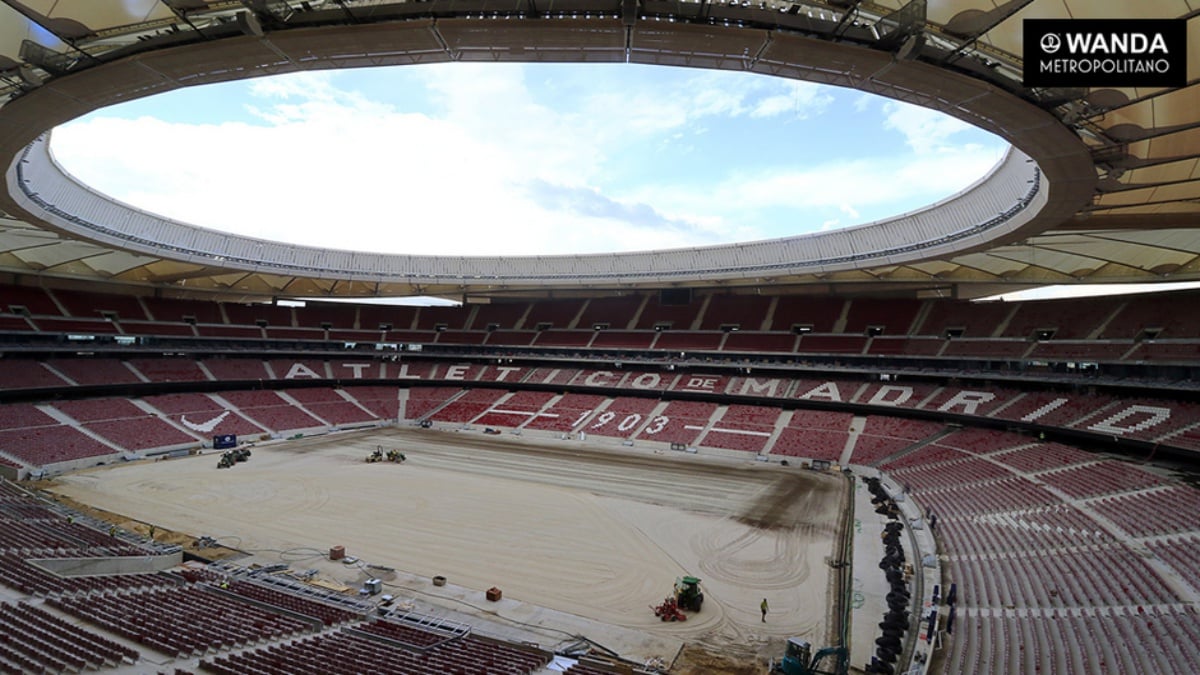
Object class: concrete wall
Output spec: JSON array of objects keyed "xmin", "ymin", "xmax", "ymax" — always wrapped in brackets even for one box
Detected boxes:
[{"xmin": 29, "ymin": 551, "xmax": 183, "ymax": 577}]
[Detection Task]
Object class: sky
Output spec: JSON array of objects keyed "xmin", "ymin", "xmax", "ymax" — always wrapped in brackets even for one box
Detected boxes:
[{"xmin": 49, "ymin": 62, "xmax": 1009, "ymax": 258}]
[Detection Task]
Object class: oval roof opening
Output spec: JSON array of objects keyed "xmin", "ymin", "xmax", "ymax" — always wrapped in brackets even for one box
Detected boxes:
[{"xmin": 51, "ymin": 63, "xmax": 1007, "ymax": 257}]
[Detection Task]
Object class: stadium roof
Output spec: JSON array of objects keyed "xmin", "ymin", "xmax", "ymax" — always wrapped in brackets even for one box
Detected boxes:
[{"xmin": 0, "ymin": 0, "xmax": 1197, "ymax": 302}]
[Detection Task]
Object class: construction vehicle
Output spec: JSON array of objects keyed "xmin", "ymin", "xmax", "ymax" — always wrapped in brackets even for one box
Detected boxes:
[
  {"xmin": 651, "ymin": 596, "xmax": 687, "ymax": 622},
  {"xmin": 674, "ymin": 576, "xmax": 703, "ymax": 612},
  {"xmin": 216, "ymin": 448, "xmax": 250, "ymax": 468},
  {"xmin": 771, "ymin": 638, "xmax": 849, "ymax": 675}
]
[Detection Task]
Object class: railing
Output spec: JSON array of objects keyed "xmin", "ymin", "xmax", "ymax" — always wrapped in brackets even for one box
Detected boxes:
[{"xmin": 13, "ymin": 133, "xmax": 1042, "ymax": 284}]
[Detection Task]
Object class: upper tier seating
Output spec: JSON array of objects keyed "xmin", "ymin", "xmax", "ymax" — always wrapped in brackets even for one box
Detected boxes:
[
  {"xmin": 293, "ymin": 303, "xmax": 357, "ymax": 330},
  {"xmin": 46, "ymin": 358, "xmax": 142, "ymax": 386},
  {"xmin": 768, "ymin": 296, "xmax": 843, "ymax": 332},
  {"xmin": 53, "ymin": 289, "xmax": 148, "ymax": 321},
  {"xmin": 1001, "ymin": 295, "xmax": 1123, "ymax": 339},
  {"xmin": 1, "ymin": 285, "xmax": 62, "ymax": 315},
  {"xmin": 141, "ymin": 296, "xmax": 222, "ymax": 324},
  {"xmin": 128, "ymin": 358, "xmax": 209, "ymax": 383},
  {"xmin": 223, "ymin": 302, "xmax": 292, "ymax": 327},
  {"xmin": 842, "ymin": 298, "xmax": 922, "ymax": 335},
  {"xmin": 522, "ymin": 298, "xmax": 586, "ymax": 330},
  {"xmin": 698, "ymin": 294, "xmax": 772, "ymax": 331},
  {"xmin": 721, "ymin": 331, "xmax": 798, "ymax": 353},
  {"xmin": 267, "ymin": 358, "xmax": 329, "ymax": 380},
  {"xmin": 590, "ymin": 330, "xmax": 656, "ymax": 349},
  {"xmin": 202, "ymin": 358, "xmax": 272, "ymax": 381},
  {"xmin": 917, "ymin": 299, "xmax": 1013, "ymax": 337},
  {"xmin": 468, "ymin": 302, "xmax": 529, "ymax": 331},
  {"xmin": 575, "ymin": 295, "xmax": 645, "ymax": 330},
  {"xmin": 633, "ymin": 294, "xmax": 702, "ymax": 330},
  {"xmin": 0, "ymin": 360, "xmax": 70, "ymax": 390},
  {"xmin": 534, "ymin": 329, "xmax": 594, "ymax": 347},
  {"xmin": 653, "ymin": 331, "xmax": 723, "ymax": 351},
  {"xmin": 359, "ymin": 304, "xmax": 419, "ymax": 331},
  {"xmin": 415, "ymin": 304, "xmax": 471, "ymax": 331},
  {"xmin": 1099, "ymin": 291, "xmax": 1200, "ymax": 338}
]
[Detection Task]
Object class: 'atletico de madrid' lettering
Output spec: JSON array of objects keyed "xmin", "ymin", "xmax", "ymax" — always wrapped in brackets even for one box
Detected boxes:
[
  {"xmin": 799, "ymin": 382, "xmax": 842, "ymax": 402},
  {"xmin": 284, "ymin": 363, "xmax": 321, "ymax": 379},
  {"xmin": 265, "ymin": 362, "xmax": 1183, "ymax": 443},
  {"xmin": 867, "ymin": 386, "xmax": 912, "ymax": 406},
  {"xmin": 631, "ymin": 373, "xmax": 662, "ymax": 389}
]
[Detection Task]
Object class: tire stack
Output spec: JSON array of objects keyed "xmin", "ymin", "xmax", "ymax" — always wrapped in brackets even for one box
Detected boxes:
[{"xmin": 864, "ymin": 476, "xmax": 908, "ymax": 675}]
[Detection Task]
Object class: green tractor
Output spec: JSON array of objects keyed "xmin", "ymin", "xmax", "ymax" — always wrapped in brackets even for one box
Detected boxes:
[
  {"xmin": 674, "ymin": 576, "xmax": 704, "ymax": 612},
  {"xmin": 772, "ymin": 638, "xmax": 848, "ymax": 675}
]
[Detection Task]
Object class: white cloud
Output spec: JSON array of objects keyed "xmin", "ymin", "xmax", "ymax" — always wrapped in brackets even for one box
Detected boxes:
[
  {"xmin": 622, "ymin": 144, "xmax": 1006, "ymax": 239},
  {"xmin": 50, "ymin": 65, "xmax": 1002, "ymax": 257},
  {"xmin": 752, "ymin": 81, "xmax": 835, "ymax": 119},
  {"xmin": 51, "ymin": 68, "xmax": 673, "ymax": 256},
  {"xmin": 882, "ymin": 100, "xmax": 974, "ymax": 154},
  {"xmin": 988, "ymin": 281, "xmax": 1200, "ymax": 302}
]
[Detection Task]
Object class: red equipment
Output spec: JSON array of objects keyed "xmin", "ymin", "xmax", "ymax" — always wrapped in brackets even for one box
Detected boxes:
[{"xmin": 651, "ymin": 596, "xmax": 687, "ymax": 622}]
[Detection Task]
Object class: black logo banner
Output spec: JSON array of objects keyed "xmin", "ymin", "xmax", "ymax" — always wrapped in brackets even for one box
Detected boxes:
[{"xmin": 1023, "ymin": 19, "xmax": 1187, "ymax": 88}]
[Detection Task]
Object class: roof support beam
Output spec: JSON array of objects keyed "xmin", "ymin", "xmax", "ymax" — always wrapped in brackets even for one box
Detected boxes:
[
  {"xmin": 937, "ymin": 0, "xmax": 1035, "ymax": 64},
  {"xmin": 1055, "ymin": 214, "xmax": 1200, "ymax": 231}
]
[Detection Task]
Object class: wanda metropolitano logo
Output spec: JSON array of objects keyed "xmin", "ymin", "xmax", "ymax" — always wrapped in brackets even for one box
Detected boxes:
[{"xmin": 1023, "ymin": 18, "xmax": 1187, "ymax": 87}]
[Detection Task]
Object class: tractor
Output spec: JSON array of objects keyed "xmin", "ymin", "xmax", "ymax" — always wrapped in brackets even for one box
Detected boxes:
[
  {"xmin": 385, "ymin": 449, "xmax": 406, "ymax": 463},
  {"xmin": 366, "ymin": 449, "xmax": 383, "ymax": 463},
  {"xmin": 674, "ymin": 576, "xmax": 704, "ymax": 612},
  {"xmin": 771, "ymin": 638, "xmax": 848, "ymax": 675}
]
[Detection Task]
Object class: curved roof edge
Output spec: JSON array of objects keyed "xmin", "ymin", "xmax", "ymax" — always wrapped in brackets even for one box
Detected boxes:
[
  {"xmin": 12, "ymin": 134, "xmax": 1040, "ymax": 285},
  {"xmin": 0, "ymin": 16, "xmax": 1097, "ymax": 298}
]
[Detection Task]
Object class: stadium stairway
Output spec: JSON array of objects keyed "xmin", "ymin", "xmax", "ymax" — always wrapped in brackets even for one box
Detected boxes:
[
  {"xmin": 129, "ymin": 398, "xmax": 208, "ymax": 444},
  {"xmin": 838, "ymin": 416, "xmax": 863, "ymax": 466},
  {"xmin": 37, "ymin": 405, "xmax": 124, "ymax": 454},
  {"xmin": 874, "ymin": 428, "xmax": 959, "ymax": 469},
  {"xmin": 1030, "ymin": 481, "xmax": 1200, "ymax": 606}
]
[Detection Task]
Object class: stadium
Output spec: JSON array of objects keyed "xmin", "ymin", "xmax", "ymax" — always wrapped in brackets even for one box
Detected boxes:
[{"xmin": 0, "ymin": 1, "xmax": 1198, "ymax": 674}]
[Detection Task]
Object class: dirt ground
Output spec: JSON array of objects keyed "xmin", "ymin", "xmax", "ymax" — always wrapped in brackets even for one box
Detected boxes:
[{"xmin": 39, "ymin": 427, "xmax": 846, "ymax": 672}]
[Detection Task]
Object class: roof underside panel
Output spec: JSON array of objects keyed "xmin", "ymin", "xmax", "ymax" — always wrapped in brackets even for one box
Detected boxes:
[{"xmin": 0, "ymin": 0, "xmax": 1196, "ymax": 298}]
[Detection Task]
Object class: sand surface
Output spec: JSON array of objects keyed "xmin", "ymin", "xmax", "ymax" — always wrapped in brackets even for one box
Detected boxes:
[{"xmin": 46, "ymin": 427, "xmax": 845, "ymax": 661}]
